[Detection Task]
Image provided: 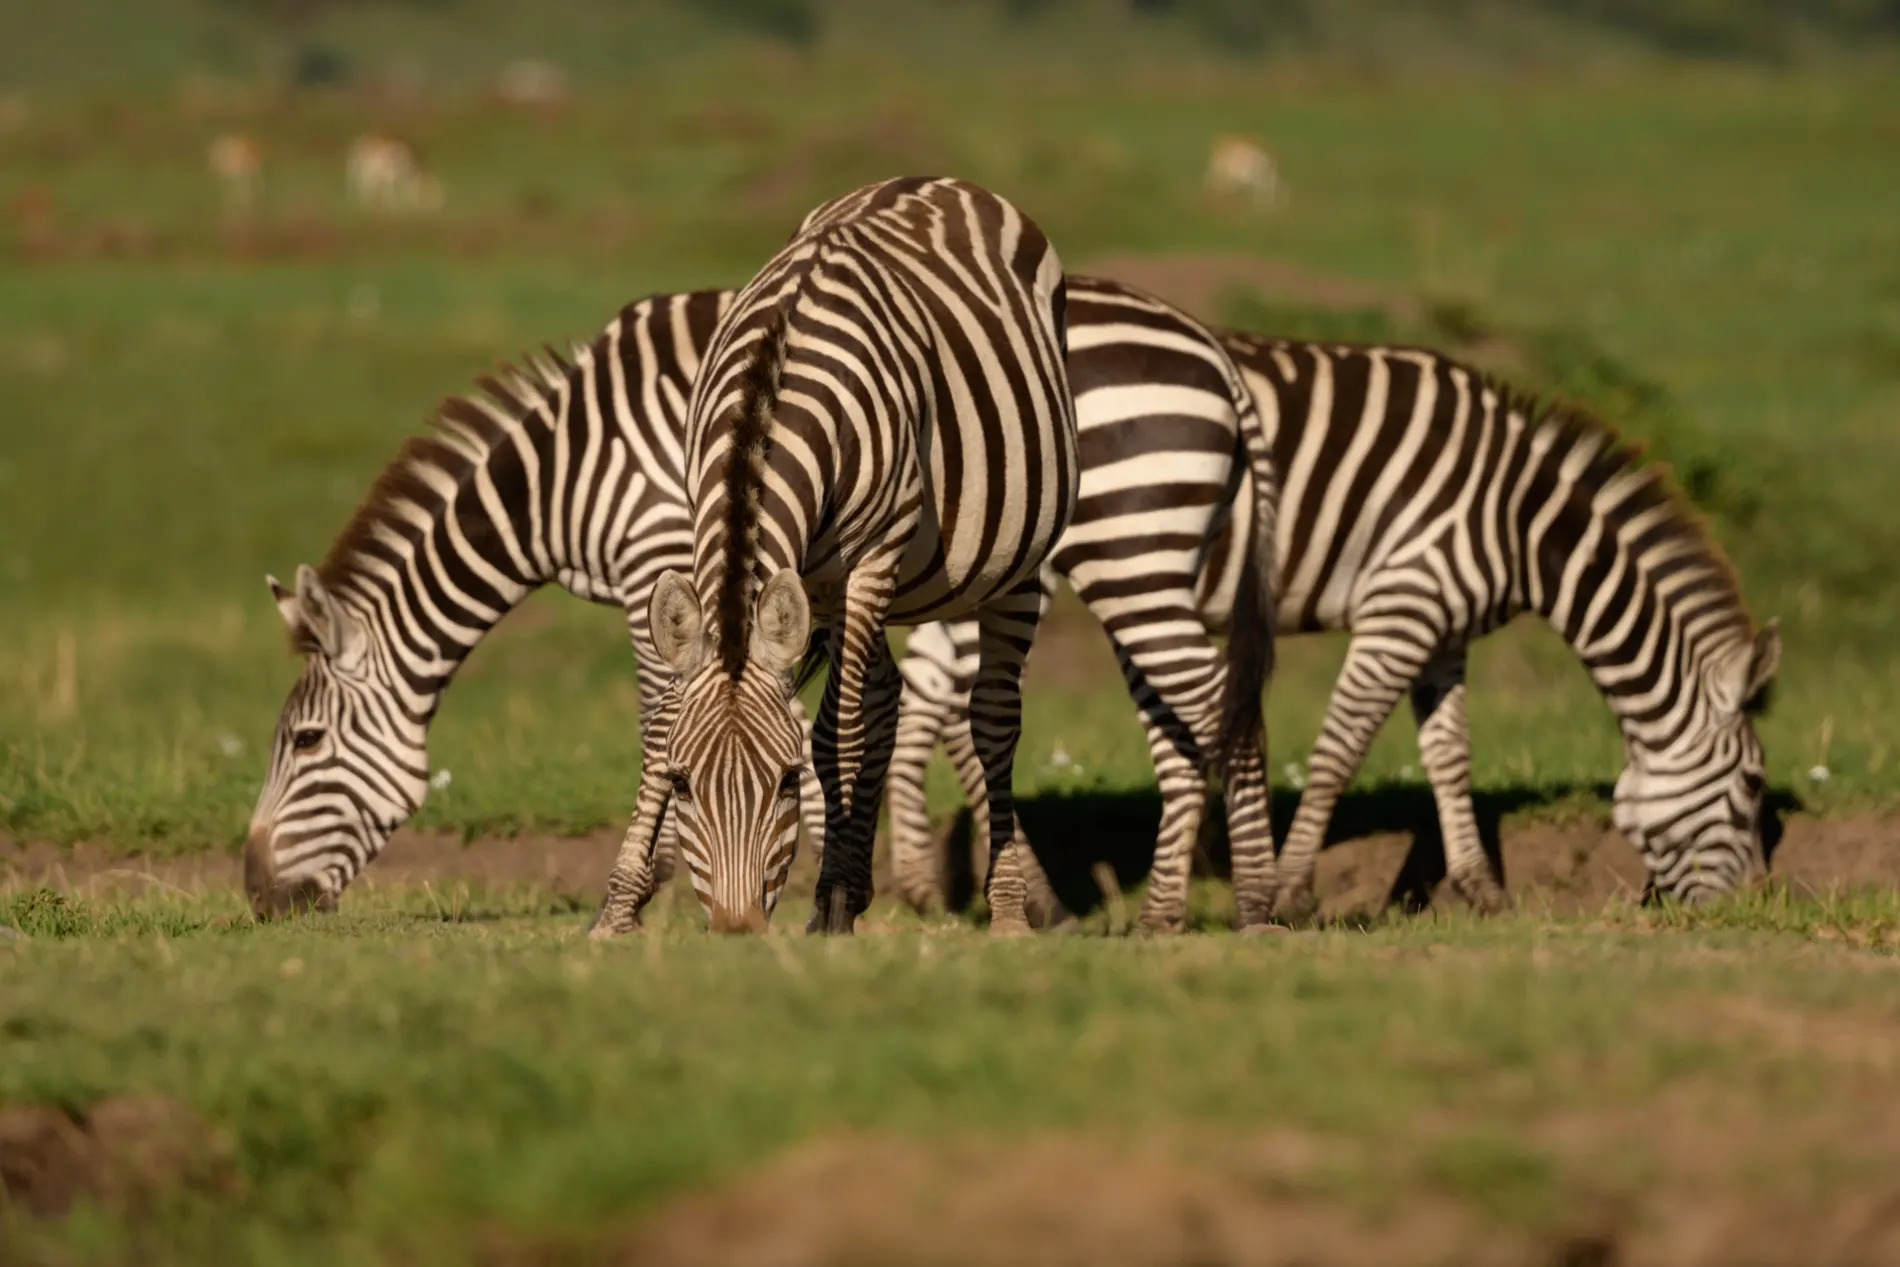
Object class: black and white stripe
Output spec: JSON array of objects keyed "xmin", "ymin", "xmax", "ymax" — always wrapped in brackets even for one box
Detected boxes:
[
  {"xmin": 248, "ymin": 261, "xmax": 1280, "ymax": 929},
  {"xmin": 591, "ymin": 177, "xmax": 1084, "ymax": 936},
  {"xmin": 892, "ymin": 334, "xmax": 1778, "ymax": 914},
  {"xmin": 828, "ymin": 277, "xmax": 1284, "ymax": 930},
  {"xmin": 245, "ymin": 292, "xmax": 729, "ymax": 916}
]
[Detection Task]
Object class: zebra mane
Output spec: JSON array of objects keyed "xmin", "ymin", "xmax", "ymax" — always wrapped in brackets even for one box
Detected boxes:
[
  {"xmin": 307, "ymin": 329, "xmax": 594, "ymax": 633},
  {"xmin": 1506, "ymin": 383, "xmax": 1755, "ymax": 644},
  {"xmin": 716, "ymin": 306, "xmax": 792, "ymax": 679}
]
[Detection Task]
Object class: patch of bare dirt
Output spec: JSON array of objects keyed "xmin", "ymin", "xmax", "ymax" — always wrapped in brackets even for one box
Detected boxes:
[
  {"xmin": 2, "ymin": 811, "xmax": 1892, "ymax": 918},
  {"xmin": 1532, "ymin": 1086, "xmax": 1900, "ymax": 1267},
  {"xmin": 616, "ymin": 1133, "xmax": 1533, "ymax": 1267},
  {"xmin": 1310, "ymin": 810, "xmax": 1900, "ymax": 923},
  {"xmin": 583, "ymin": 1118, "xmax": 1900, "ymax": 1267},
  {"xmin": 0, "ymin": 829, "xmax": 623, "ymax": 900},
  {"xmin": 0, "ymin": 1095, "xmax": 234, "ymax": 1220}
]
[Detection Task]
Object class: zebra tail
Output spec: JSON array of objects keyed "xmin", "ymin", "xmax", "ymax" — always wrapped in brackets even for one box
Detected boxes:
[{"xmin": 1217, "ymin": 423, "xmax": 1279, "ymax": 778}]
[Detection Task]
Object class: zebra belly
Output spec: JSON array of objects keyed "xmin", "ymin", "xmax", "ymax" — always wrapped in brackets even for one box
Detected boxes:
[{"xmin": 883, "ymin": 485, "xmax": 1064, "ymax": 624}]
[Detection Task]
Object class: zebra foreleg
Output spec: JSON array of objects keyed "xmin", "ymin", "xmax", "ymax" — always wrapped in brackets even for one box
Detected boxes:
[
  {"xmin": 1272, "ymin": 629, "xmax": 1420, "ymax": 924},
  {"xmin": 1410, "ymin": 650, "xmax": 1505, "ymax": 914},
  {"xmin": 971, "ymin": 578, "xmax": 1047, "ymax": 935},
  {"xmin": 791, "ymin": 698, "xmax": 828, "ymax": 866},
  {"xmin": 590, "ymin": 767, "xmax": 673, "ymax": 938},
  {"xmin": 632, "ymin": 665, "xmax": 680, "ymax": 890},
  {"xmin": 807, "ymin": 582, "xmax": 901, "ymax": 934}
]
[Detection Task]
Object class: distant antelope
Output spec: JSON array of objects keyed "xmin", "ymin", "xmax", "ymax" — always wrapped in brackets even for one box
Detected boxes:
[
  {"xmin": 207, "ymin": 133, "xmax": 262, "ymax": 214},
  {"xmin": 497, "ymin": 58, "xmax": 568, "ymax": 108},
  {"xmin": 345, "ymin": 133, "xmax": 442, "ymax": 214},
  {"xmin": 1205, "ymin": 133, "xmax": 1283, "ymax": 208}
]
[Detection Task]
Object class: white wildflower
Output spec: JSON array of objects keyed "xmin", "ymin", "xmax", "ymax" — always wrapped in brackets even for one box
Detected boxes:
[
  {"xmin": 215, "ymin": 731, "xmax": 243, "ymax": 757},
  {"xmin": 1049, "ymin": 744, "xmax": 1073, "ymax": 770},
  {"xmin": 1808, "ymin": 765, "xmax": 1830, "ymax": 785},
  {"xmin": 1282, "ymin": 761, "xmax": 1307, "ymax": 789},
  {"xmin": 1399, "ymin": 763, "xmax": 1417, "ymax": 780},
  {"xmin": 431, "ymin": 768, "xmax": 453, "ymax": 790}
]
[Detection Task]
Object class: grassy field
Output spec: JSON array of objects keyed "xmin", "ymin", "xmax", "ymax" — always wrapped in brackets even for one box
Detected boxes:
[
  {"xmin": 5, "ymin": 22, "xmax": 1900, "ymax": 1262},
  {"xmin": 4, "ymin": 60, "xmax": 1899, "ymax": 849},
  {"xmin": 6, "ymin": 880, "xmax": 1900, "ymax": 1265}
]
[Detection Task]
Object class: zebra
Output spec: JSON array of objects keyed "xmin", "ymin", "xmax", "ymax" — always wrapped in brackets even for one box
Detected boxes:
[
  {"xmin": 591, "ymin": 175, "xmax": 1175, "ymax": 937},
  {"xmin": 885, "ymin": 332, "xmax": 1780, "ymax": 917},
  {"xmin": 244, "ymin": 268, "xmax": 1276, "ymax": 928},
  {"xmin": 244, "ymin": 290, "xmax": 728, "ymax": 917}
]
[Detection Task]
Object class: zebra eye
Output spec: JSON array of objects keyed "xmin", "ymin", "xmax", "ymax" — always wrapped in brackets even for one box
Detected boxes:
[
  {"xmin": 291, "ymin": 728, "xmax": 325, "ymax": 753},
  {"xmin": 779, "ymin": 769, "xmax": 802, "ymax": 798},
  {"xmin": 1742, "ymin": 771, "xmax": 1765, "ymax": 798},
  {"xmin": 668, "ymin": 771, "xmax": 692, "ymax": 803}
]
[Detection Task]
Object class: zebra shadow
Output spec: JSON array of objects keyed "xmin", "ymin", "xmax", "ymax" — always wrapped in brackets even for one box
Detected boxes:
[{"xmin": 937, "ymin": 782, "xmax": 1799, "ymax": 919}]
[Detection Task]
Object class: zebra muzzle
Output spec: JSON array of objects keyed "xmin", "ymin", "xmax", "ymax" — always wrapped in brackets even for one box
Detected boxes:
[
  {"xmin": 243, "ymin": 828, "xmax": 337, "ymax": 920},
  {"xmin": 707, "ymin": 901, "xmax": 768, "ymax": 934}
]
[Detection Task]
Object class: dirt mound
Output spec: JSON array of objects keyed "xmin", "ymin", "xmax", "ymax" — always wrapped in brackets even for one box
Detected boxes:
[
  {"xmin": 0, "ymin": 1095, "xmax": 233, "ymax": 1219},
  {"xmin": 613, "ymin": 1117, "xmax": 1900, "ymax": 1267},
  {"xmin": 619, "ymin": 1133, "xmax": 1534, "ymax": 1267}
]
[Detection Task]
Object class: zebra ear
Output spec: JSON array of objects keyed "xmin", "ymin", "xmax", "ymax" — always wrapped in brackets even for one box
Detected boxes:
[
  {"xmin": 1712, "ymin": 619, "xmax": 1782, "ymax": 716},
  {"xmin": 1743, "ymin": 619, "xmax": 1781, "ymax": 712},
  {"xmin": 649, "ymin": 571, "xmax": 706, "ymax": 674},
  {"xmin": 267, "ymin": 574, "xmax": 307, "ymax": 641},
  {"xmin": 268, "ymin": 571, "xmax": 327, "ymax": 656},
  {"xmin": 294, "ymin": 564, "xmax": 369, "ymax": 671},
  {"xmin": 751, "ymin": 569, "xmax": 810, "ymax": 675}
]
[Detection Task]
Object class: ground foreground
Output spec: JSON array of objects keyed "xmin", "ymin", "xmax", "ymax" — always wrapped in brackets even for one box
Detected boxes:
[{"xmin": 5, "ymin": 828, "xmax": 1900, "ymax": 1267}]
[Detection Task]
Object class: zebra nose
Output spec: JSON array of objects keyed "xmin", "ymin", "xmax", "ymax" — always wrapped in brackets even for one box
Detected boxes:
[
  {"xmin": 243, "ymin": 825, "xmax": 277, "ymax": 911},
  {"xmin": 708, "ymin": 901, "xmax": 767, "ymax": 934}
]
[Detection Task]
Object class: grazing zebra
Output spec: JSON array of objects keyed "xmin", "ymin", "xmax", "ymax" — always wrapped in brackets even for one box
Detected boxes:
[
  {"xmin": 588, "ymin": 176, "xmax": 1093, "ymax": 937},
  {"xmin": 244, "ymin": 290, "xmax": 729, "ymax": 917},
  {"xmin": 889, "ymin": 332, "xmax": 1780, "ymax": 916},
  {"xmin": 244, "ymin": 264, "xmax": 1275, "ymax": 926}
]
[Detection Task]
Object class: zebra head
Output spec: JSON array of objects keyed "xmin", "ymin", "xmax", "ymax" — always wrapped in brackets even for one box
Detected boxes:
[
  {"xmin": 1614, "ymin": 620, "xmax": 1781, "ymax": 904},
  {"xmin": 246, "ymin": 566, "xmax": 429, "ymax": 919},
  {"xmin": 639, "ymin": 567, "xmax": 810, "ymax": 933}
]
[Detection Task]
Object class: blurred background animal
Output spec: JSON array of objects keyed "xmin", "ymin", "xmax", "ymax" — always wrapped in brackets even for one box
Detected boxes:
[
  {"xmin": 1205, "ymin": 133, "xmax": 1283, "ymax": 209},
  {"xmin": 206, "ymin": 132, "xmax": 262, "ymax": 214},
  {"xmin": 346, "ymin": 132, "xmax": 442, "ymax": 213}
]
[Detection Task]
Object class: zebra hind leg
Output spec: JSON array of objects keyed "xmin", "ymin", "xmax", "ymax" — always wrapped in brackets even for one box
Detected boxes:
[
  {"xmin": 971, "ymin": 579, "xmax": 1046, "ymax": 935},
  {"xmin": 1410, "ymin": 650, "xmax": 1505, "ymax": 914},
  {"xmin": 1272, "ymin": 630, "xmax": 1419, "ymax": 925},
  {"xmin": 886, "ymin": 673, "xmax": 959, "ymax": 914},
  {"xmin": 937, "ymin": 709, "xmax": 1069, "ymax": 927},
  {"xmin": 1095, "ymin": 607, "xmax": 1235, "ymax": 933}
]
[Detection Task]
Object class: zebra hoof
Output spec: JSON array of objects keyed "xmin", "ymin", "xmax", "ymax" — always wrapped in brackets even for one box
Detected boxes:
[
  {"xmin": 1452, "ymin": 871, "xmax": 1508, "ymax": 915},
  {"xmin": 1135, "ymin": 910, "xmax": 1187, "ymax": 936},
  {"xmin": 1233, "ymin": 891, "xmax": 1279, "ymax": 931},
  {"xmin": 805, "ymin": 888, "xmax": 861, "ymax": 935},
  {"xmin": 587, "ymin": 910, "xmax": 640, "ymax": 940},
  {"xmin": 1269, "ymin": 885, "xmax": 1320, "ymax": 927},
  {"xmin": 1025, "ymin": 893, "xmax": 1073, "ymax": 930}
]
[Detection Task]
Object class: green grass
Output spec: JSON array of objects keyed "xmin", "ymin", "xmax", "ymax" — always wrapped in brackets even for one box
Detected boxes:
[
  {"xmin": 6, "ymin": 25, "xmax": 1900, "ymax": 1264},
  {"xmin": 4, "ymin": 883, "xmax": 1900, "ymax": 1263},
  {"xmin": 3, "ymin": 60, "xmax": 1898, "ymax": 849}
]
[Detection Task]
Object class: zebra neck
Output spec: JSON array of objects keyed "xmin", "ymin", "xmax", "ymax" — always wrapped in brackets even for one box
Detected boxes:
[{"xmin": 1516, "ymin": 427, "xmax": 1748, "ymax": 755}]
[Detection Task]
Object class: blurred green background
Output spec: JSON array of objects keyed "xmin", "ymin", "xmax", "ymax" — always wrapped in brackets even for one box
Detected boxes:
[{"xmin": 3, "ymin": 0, "xmax": 1898, "ymax": 849}]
